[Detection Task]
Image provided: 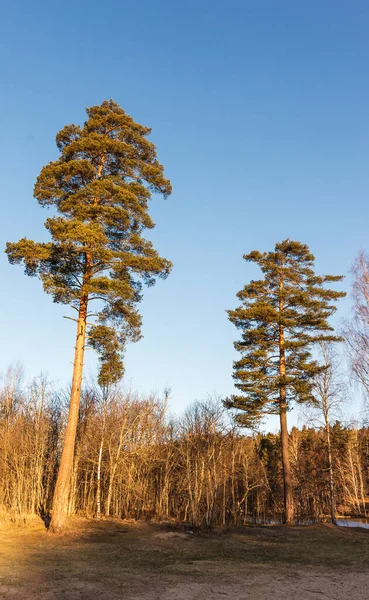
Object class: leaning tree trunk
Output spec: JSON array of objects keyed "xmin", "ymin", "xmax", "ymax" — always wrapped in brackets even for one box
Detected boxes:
[{"xmin": 49, "ymin": 292, "xmax": 88, "ymax": 532}]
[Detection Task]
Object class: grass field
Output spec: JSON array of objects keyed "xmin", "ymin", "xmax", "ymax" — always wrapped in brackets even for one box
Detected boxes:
[{"xmin": 0, "ymin": 519, "xmax": 368, "ymax": 599}]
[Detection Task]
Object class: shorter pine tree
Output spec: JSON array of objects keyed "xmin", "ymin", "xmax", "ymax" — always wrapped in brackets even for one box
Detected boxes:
[{"xmin": 227, "ymin": 239, "xmax": 345, "ymax": 524}]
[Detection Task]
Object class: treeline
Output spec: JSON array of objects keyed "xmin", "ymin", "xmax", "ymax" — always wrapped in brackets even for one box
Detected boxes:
[
  {"xmin": 4, "ymin": 100, "xmax": 369, "ymax": 529},
  {"xmin": 1, "ymin": 367, "xmax": 367, "ymax": 527}
]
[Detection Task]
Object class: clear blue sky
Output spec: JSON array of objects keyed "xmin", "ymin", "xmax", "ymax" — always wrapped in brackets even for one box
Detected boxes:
[{"xmin": 0, "ymin": 1, "xmax": 368, "ymax": 421}]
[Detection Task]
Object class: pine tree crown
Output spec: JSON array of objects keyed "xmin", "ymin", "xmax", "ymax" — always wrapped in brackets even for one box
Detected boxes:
[
  {"xmin": 227, "ymin": 239, "xmax": 346, "ymax": 428},
  {"xmin": 6, "ymin": 100, "xmax": 172, "ymax": 386}
]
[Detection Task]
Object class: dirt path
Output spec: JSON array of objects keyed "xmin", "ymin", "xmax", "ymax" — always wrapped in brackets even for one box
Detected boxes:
[
  {"xmin": 0, "ymin": 520, "xmax": 368, "ymax": 599},
  {"xmin": 135, "ymin": 570, "xmax": 369, "ymax": 600}
]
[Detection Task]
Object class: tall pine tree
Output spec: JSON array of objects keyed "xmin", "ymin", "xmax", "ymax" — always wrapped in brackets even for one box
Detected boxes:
[
  {"xmin": 6, "ymin": 100, "xmax": 172, "ymax": 531},
  {"xmin": 227, "ymin": 240, "xmax": 345, "ymax": 523}
]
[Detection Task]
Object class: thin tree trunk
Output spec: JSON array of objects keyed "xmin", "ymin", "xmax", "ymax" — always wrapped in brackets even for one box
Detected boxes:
[
  {"xmin": 49, "ymin": 292, "xmax": 89, "ymax": 532},
  {"xmin": 68, "ymin": 449, "xmax": 80, "ymax": 517},
  {"xmin": 105, "ymin": 415, "xmax": 128, "ymax": 517},
  {"xmin": 347, "ymin": 444, "xmax": 361, "ymax": 514},
  {"xmin": 96, "ymin": 437, "xmax": 104, "ymax": 520},
  {"xmin": 325, "ymin": 422, "xmax": 336, "ymax": 524},
  {"xmin": 353, "ymin": 428, "xmax": 367, "ymax": 516}
]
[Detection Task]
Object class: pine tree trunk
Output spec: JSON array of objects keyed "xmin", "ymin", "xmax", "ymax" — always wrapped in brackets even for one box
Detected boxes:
[
  {"xmin": 279, "ymin": 403, "xmax": 294, "ymax": 524},
  {"xmin": 278, "ymin": 267, "xmax": 294, "ymax": 524},
  {"xmin": 49, "ymin": 293, "xmax": 88, "ymax": 532}
]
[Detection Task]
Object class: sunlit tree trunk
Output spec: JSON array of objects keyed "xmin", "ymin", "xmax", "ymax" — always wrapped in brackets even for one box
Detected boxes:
[
  {"xmin": 49, "ymin": 291, "xmax": 88, "ymax": 532},
  {"xmin": 96, "ymin": 437, "xmax": 104, "ymax": 520}
]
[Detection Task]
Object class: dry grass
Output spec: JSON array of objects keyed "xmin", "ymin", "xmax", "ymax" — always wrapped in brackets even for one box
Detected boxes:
[{"xmin": 0, "ymin": 518, "xmax": 368, "ymax": 599}]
